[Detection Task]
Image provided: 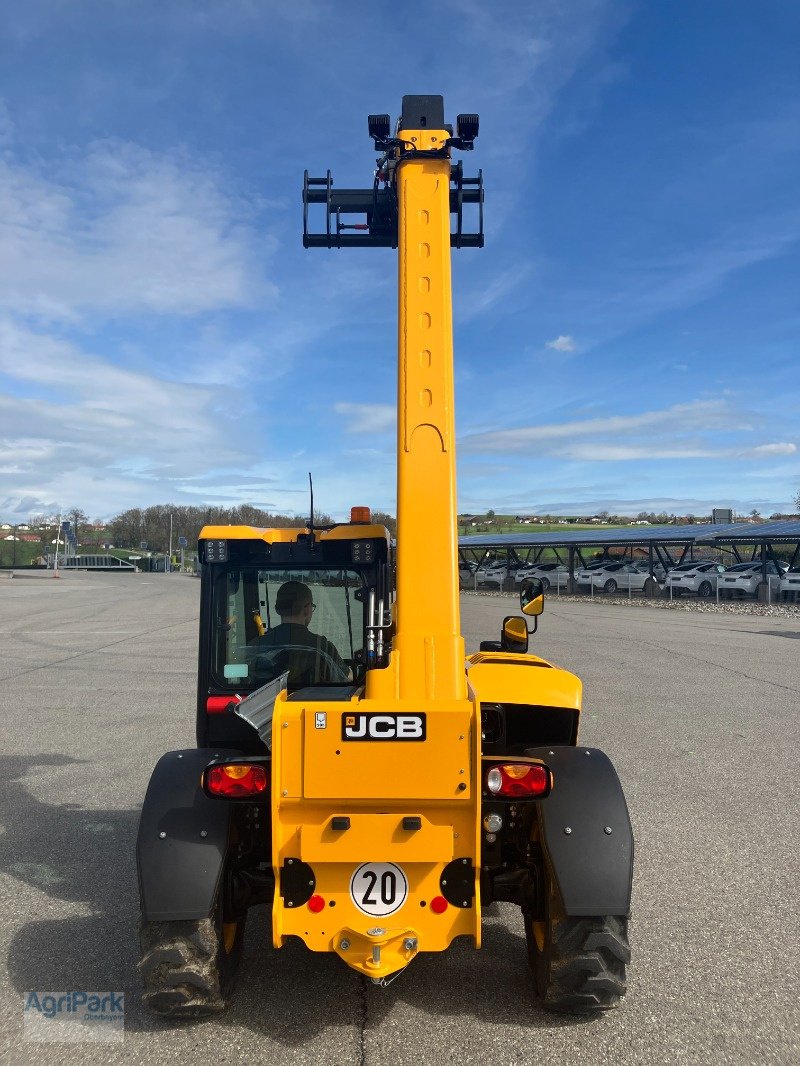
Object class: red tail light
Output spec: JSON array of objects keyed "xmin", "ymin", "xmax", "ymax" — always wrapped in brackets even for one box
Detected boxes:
[
  {"xmin": 485, "ymin": 763, "xmax": 550, "ymax": 798},
  {"xmin": 206, "ymin": 695, "xmax": 242, "ymax": 715},
  {"xmin": 206, "ymin": 763, "xmax": 269, "ymax": 798}
]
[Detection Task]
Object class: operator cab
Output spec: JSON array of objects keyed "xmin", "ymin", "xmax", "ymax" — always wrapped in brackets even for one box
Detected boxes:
[{"xmin": 196, "ymin": 516, "xmax": 392, "ymax": 750}]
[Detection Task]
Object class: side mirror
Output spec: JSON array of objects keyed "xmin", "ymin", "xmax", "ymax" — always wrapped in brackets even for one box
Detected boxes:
[
  {"xmin": 501, "ymin": 615, "xmax": 528, "ymax": 653},
  {"xmin": 520, "ymin": 578, "xmax": 545, "ymax": 617}
]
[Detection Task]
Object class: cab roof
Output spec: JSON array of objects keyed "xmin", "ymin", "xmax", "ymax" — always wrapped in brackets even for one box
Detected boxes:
[{"xmin": 198, "ymin": 522, "xmax": 390, "ymax": 545}]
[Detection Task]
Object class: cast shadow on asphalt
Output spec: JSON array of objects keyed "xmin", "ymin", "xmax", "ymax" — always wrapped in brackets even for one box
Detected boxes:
[{"xmin": 4, "ymin": 754, "xmax": 590, "ymax": 1046}]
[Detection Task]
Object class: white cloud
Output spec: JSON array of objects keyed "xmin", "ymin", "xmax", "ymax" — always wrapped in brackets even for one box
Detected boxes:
[
  {"xmin": 456, "ymin": 398, "xmax": 798, "ymax": 468},
  {"xmin": 0, "ymin": 320, "xmax": 262, "ymax": 517},
  {"xmin": 545, "ymin": 334, "xmax": 576, "ymax": 352},
  {"xmin": 746, "ymin": 442, "xmax": 797, "ymax": 456},
  {"xmin": 460, "ymin": 399, "xmax": 742, "ymax": 453},
  {"xmin": 563, "ymin": 444, "xmax": 721, "ymax": 461},
  {"xmin": 0, "ymin": 141, "xmax": 272, "ymax": 322},
  {"xmin": 458, "ymin": 266, "xmax": 531, "ymax": 323},
  {"xmin": 561, "ymin": 442, "xmax": 795, "ymax": 460},
  {"xmin": 333, "ymin": 403, "xmax": 396, "ymax": 434}
]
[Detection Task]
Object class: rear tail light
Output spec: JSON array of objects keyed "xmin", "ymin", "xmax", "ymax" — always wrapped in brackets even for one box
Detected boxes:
[
  {"xmin": 206, "ymin": 695, "xmax": 243, "ymax": 715},
  {"xmin": 206, "ymin": 762, "xmax": 269, "ymax": 798},
  {"xmin": 485, "ymin": 762, "xmax": 551, "ymax": 798}
]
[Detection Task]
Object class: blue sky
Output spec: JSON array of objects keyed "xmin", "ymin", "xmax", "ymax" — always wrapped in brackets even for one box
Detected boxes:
[{"xmin": 1, "ymin": 0, "xmax": 798, "ymax": 523}]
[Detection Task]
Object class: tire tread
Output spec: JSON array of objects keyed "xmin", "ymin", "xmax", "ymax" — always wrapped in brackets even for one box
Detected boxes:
[
  {"xmin": 532, "ymin": 914, "xmax": 630, "ymax": 1013},
  {"xmin": 139, "ymin": 917, "xmax": 235, "ymax": 1017}
]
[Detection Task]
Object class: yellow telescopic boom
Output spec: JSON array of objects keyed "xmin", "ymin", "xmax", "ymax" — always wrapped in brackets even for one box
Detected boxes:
[
  {"xmin": 288, "ymin": 95, "xmax": 485, "ymax": 981},
  {"xmin": 393, "ymin": 126, "xmax": 464, "ymax": 703}
]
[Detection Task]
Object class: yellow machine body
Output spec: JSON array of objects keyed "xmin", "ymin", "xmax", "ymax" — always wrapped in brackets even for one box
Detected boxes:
[
  {"xmin": 196, "ymin": 117, "xmax": 586, "ymax": 982},
  {"xmin": 269, "ymin": 691, "xmax": 480, "ymax": 978},
  {"xmin": 466, "ymin": 652, "xmax": 583, "ymax": 712},
  {"xmin": 266, "ymin": 127, "xmax": 482, "ymax": 980},
  {"xmin": 139, "ymin": 97, "xmax": 631, "ymax": 1021}
]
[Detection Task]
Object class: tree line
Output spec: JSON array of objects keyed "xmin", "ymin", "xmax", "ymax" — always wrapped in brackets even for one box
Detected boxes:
[{"xmin": 106, "ymin": 504, "xmax": 397, "ymax": 553}]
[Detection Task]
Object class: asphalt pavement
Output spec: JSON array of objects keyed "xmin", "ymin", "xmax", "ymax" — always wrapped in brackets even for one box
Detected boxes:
[{"xmin": 1, "ymin": 572, "xmax": 798, "ymax": 1064}]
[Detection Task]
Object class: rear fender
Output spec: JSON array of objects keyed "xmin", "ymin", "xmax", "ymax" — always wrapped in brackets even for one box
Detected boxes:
[
  {"xmin": 137, "ymin": 748, "xmax": 242, "ymax": 922},
  {"xmin": 527, "ymin": 745, "xmax": 633, "ymax": 916}
]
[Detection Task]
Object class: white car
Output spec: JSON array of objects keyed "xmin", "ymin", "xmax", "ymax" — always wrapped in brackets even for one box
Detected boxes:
[
  {"xmin": 474, "ymin": 562, "xmax": 509, "ymax": 587},
  {"xmin": 779, "ymin": 567, "xmax": 800, "ymax": 602},
  {"xmin": 630, "ymin": 560, "xmax": 667, "ymax": 582},
  {"xmin": 474, "ymin": 560, "xmax": 529, "ymax": 588},
  {"xmin": 514, "ymin": 561, "xmax": 569, "ymax": 591},
  {"xmin": 578, "ymin": 561, "xmax": 662, "ymax": 594},
  {"xmin": 717, "ymin": 561, "xmax": 786, "ymax": 598},
  {"xmin": 458, "ymin": 561, "xmax": 477, "ymax": 588},
  {"xmin": 667, "ymin": 561, "xmax": 728, "ymax": 598},
  {"xmin": 574, "ymin": 561, "xmax": 617, "ymax": 589}
]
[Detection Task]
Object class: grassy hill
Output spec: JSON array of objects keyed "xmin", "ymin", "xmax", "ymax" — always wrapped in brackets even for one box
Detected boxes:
[{"xmin": 458, "ymin": 515, "xmax": 627, "ymax": 536}]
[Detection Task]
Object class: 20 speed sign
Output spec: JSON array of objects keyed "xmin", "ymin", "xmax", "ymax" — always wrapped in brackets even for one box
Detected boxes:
[{"xmin": 349, "ymin": 862, "xmax": 408, "ymax": 917}]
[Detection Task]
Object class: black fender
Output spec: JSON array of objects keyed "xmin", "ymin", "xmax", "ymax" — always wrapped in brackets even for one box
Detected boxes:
[
  {"xmin": 526, "ymin": 745, "xmax": 633, "ymax": 916},
  {"xmin": 137, "ymin": 748, "xmax": 242, "ymax": 922}
]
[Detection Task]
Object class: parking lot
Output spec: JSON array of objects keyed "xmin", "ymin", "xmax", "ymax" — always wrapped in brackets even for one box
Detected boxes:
[{"xmin": 1, "ymin": 572, "xmax": 799, "ymax": 1065}]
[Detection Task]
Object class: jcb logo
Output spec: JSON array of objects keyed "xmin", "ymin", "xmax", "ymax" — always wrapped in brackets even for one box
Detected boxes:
[{"xmin": 342, "ymin": 713, "xmax": 426, "ymax": 741}]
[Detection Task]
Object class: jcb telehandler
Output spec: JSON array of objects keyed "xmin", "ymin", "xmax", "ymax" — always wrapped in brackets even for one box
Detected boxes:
[{"xmin": 137, "ymin": 95, "xmax": 633, "ymax": 1016}]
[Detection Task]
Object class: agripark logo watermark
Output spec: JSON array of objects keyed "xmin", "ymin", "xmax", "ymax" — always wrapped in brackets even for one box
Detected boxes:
[{"xmin": 23, "ymin": 991, "xmax": 124, "ymax": 1042}]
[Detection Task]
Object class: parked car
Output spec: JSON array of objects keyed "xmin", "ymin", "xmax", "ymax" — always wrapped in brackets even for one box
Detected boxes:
[
  {"xmin": 574, "ymin": 561, "xmax": 617, "ymax": 589},
  {"xmin": 665, "ymin": 560, "xmax": 707, "ymax": 578},
  {"xmin": 667, "ymin": 561, "xmax": 728, "ymax": 597},
  {"xmin": 514, "ymin": 561, "xmax": 569, "ymax": 591},
  {"xmin": 458, "ymin": 560, "xmax": 477, "ymax": 587},
  {"xmin": 717, "ymin": 561, "xmax": 787, "ymax": 598},
  {"xmin": 578, "ymin": 561, "xmax": 664, "ymax": 594},
  {"xmin": 779, "ymin": 567, "xmax": 800, "ymax": 602},
  {"xmin": 474, "ymin": 559, "xmax": 528, "ymax": 587},
  {"xmin": 630, "ymin": 560, "xmax": 667, "ymax": 582},
  {"xmin": 474, "ymin": 561, "xmax": 510, "ymax": 587}
]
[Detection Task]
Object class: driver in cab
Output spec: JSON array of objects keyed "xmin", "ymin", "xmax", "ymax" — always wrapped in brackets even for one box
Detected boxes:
[{"xmin": 257, "ymin": 580, "xmax": 347, "ymax": 685}]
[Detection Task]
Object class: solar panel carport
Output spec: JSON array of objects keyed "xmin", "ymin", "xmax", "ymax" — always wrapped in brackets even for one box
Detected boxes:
[{"xmin": 458, "ymin": 521, "xmax": 800, "ymax": 599}]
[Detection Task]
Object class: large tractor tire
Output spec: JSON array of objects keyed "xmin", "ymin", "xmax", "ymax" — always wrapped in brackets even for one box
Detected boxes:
[
  {"xmin": 526, "ymin": 892, "xmax": 629, "ymax": 1013},
  {"xmin": 139, "ymin": 896, "xmax": 245, "ymax": 1017}
]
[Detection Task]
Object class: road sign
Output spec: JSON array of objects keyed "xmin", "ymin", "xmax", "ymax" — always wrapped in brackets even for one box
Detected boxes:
[
  {"xmin": 178, "ymin": 536, "xmax": 188, "ymax": 548},
  {"xmin": 140, "ymin": 541, "xmax": 148, "ymax": 550}
]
